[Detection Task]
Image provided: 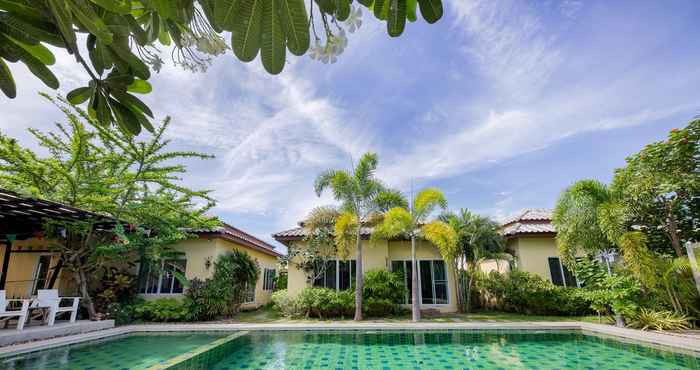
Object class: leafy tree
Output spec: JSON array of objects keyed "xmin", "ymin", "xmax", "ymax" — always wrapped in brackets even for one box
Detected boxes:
[
  {"xmin": 0, "ymin": 94, "xmax": 217, "ymax": 318},
  {"xmin": 314, "ymin": 152, "xmax": 404, "ymax": 320},
  {"xmin": 441, "ymin": 209, "xmax": 505, "ymax": 313},
  {"xmin": 372, "ymin": 187, "xmax": 456, "ymax": 321},
  {"xmin": 0, "ymin": 0, "xmax": 444, "ymax": 134},
  {"xmin": 610, "ymin": 119, "xmax": 699, "ymax": 257},
  {"xmin": 285, "ymin": 205, "xmax": 340, "ymax": 285},
  {"xmin": 212, "ymin": 249, "xmax": 260, "ymax": 313}
]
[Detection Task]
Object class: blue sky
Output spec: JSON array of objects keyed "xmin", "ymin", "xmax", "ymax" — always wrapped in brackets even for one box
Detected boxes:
[{"xmin": 2, "ymin": 0, "xmax": 699, "ymax": 253}]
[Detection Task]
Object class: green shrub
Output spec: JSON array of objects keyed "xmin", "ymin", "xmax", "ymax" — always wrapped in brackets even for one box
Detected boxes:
[
  {"xmin": 274, "ymin": 272, "xmax": 288, "ymax": 291},
  {"xmin": 133, "ymin": 298, "xmax": 189, "ymax": 322},
  {"xmin": 183, "ymin": 251, "xmax": 260, "ymax": 321},
  {"xmin": 271, "ymin": 289, "xmax": 300, "ymax": 317},
  {"xmin": 478, "ymin": 271, "xmax": 592, "ymax": 316},
  {"xmin": 629, "ymin": 308, "xmax": 693, "ymax": 331},
  {"xmin": 106, "ymin": 298, "xmax": 144, "ymax": 325},
  {"xmin": 362, "ymin": 269, "xmax": 406, "ymax": 317},
  {"xmin": 184, "ymin": 278, "xmax": 232, "ymax": 321}
]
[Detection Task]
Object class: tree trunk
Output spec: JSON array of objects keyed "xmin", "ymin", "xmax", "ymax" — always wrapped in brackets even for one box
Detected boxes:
[
  {"xmin": 76, "ymin": 266, "xmax": 97, "ymax": 320},
  {"xmin": 411, "ymin": 235, "xmax": 420, "ymax": 322},
  {"xmin": 685, "ymin": 242, "xmax": 700, "ymax": 298},
  {"xmin": 667, "ymin": 205, "xmax": 684, "ymax": 257},
  {"xmin": 466, "ymin": 265, "xmax": 474, "ymax": 313},
  {"xmin": 354, "ymin": 226, "xmax": 363, "ymax": 321},
  {"xmin": 614, "ymin": 313, "xmax": 625, "ymax": 328}
]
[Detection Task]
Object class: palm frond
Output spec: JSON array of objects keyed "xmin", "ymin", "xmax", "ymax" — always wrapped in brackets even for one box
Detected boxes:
[
  {"xmin": 421, "ymin": 220, "xmax": 458, "ymax": 263},
  {"xmin": 334, "ymin": 212, "xmax": 358, "ymax": 260},
  {"xmin": 414, "ymin": 187, "xmax": 447, "ymax": 221},
  {"xmin": 374, "ymin": 188, "xmax": 408, "ymax": 212},
  {"xmin": 373, "ymin": 207, "xmax": 413, "ymax": 241},
  {"xmin": 353, "ymin": 152, "xmax": 378, "ymax": 184},
  {"xmin": 304, "ymin": 206, "xmax": 340, "ymax": 232}
]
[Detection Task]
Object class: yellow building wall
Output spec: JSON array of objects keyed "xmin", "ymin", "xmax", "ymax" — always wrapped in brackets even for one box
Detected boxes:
[
  {"xmin": 142, "ymin": 237, "xmax": 280, "ymax": 309},
  {"xmin": 1, "ymin": 238, "xmax": 73, "ymax": 298},
  {"xmin": 510, "ymin": 236, "xmax": 560, "ymax": 282},
  {"xmin": 287, "ymin": 238, "xmax": 458, "ymax": 313}
]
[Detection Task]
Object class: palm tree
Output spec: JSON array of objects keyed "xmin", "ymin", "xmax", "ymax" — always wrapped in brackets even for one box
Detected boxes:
[
  {"xmin": 442, "ymin": 209, "xmax": 506, "ymax": 313},
  {"xmin": 314, "ymin": 153, "xmax": 405, "ymax": 321},
  {"xmin": 372, "ymin": 188, "xmax": 457, "ymax": 321}
]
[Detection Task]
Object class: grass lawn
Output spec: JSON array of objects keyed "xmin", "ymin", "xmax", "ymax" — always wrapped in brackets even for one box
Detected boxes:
[{"xmin": 229, "ymin": 305, "xmax": 602, "ymax": 324}]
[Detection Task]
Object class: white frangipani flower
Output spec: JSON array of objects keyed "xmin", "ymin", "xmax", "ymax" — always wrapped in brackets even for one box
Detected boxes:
[{"xmin": 344, "ymin": 6, "xmax": 363, "ymax": 33}]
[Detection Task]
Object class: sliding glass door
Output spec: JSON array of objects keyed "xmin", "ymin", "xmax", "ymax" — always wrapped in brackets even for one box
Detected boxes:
[{"xmin": 392, "ymin": 259, "xmax": 448, "ymax": 305}]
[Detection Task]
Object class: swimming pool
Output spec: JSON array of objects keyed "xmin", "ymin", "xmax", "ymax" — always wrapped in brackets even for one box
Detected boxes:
[
  {"xmin": 3, "ymin": 330, "xmax": 699, "ymax": 369},
  {"xmin": 1, "ymin": 332, "xmax": 228, "ymax": 370}
]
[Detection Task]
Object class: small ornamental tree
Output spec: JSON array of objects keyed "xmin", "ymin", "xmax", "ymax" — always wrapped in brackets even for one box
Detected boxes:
[
  {"xmin": 372, "ymin": 187, "xmax": 456, "ymax": 321},
  {"xmin": 314, "ymin": 152, "xmax": 405, "ymax": 321},
  {"xmin": 0, "ymin": 0, "xmax": 444, "ymax": 135},
  {"xmin": 0, "ymin": 94, "xmax": 218, "ymax": 319}
]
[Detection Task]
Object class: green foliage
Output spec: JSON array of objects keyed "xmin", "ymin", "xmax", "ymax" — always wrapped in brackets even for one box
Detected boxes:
[
  {"xmin": 618, "ymin": 231, "xmax": 657, "ymax": 288},
  {"xmin": 611, "ymin": 119, "xmax": 700, "ymax": 256},
  {"xmin": 552, "ymin": 180, "xmax": 614, "ymax": 267},
  {"xmin": 213, "ymin": 250, "xmax": 260, "ymax": 308},
  {"xmin": 296, "ymin": 287, "xmax": 355, "ymax": 318},
  {"xmin": 314, "ymin": 152, "xmax": 405, "ymax": 320},
  {"xmin": 580, "ymin": 273, "xmax": 641, "ymax": 323},
  {"xmin": 0, "ymin": 95, "xmax": 217, "ymax": 318},
  {"xmin": 185, "ymin": 250, "xmax": 260, "ymax": 320},
  {"xmin": 477, "ymin": 271, "xmax": 592, "ymax": 316},
  {"xmin": 441, "ymin": 209, "xmax": 506, "ymax": 313},
  {"xmin": 184, "ymin": 278, "xmax": 230, "ymax": 321},
  {"xmin": 0, "ymin": 0, "xmax": 443, "ymax": 134},
  {"xmin": 134, "ymin": 298, "xmax": 189, "ymax": 322},
  {"xmin": 271, "ymin": 289, "xmax": 300, "ymax": 317},
  {"xmin": 274, "ymin": 271, "xmax": 288, "ymax": 291},
  {"xmin": 106, "ymin": 299, "xmax": 144, "ymax": 326},
  {"xmin": 362, "ymin": 269, "xmax": 406, "ymax": 316},
  {"xmin": 629, "ymin": 308, "xmax": 693, "ymax": 331}
]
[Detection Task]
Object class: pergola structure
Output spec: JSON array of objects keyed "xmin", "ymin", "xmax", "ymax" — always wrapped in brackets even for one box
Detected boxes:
[{"xmin": 0, "ymin": 188, "xmax": 117, "ymax": 290}]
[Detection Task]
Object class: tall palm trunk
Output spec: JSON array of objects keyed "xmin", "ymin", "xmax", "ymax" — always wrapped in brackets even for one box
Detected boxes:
[
  {"xmin": 354, "ymin": 225, "xmax": 363, "ymax": 321},
  {"xmin": 411, "ymin": 234, "xmax": 420, "ymax": 321}
]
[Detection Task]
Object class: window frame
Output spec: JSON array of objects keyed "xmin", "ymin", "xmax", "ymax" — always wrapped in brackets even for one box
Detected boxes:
[
  {"xmin": 312, "ymin": 259, "xmax": 356, "ymax": 291},
  {"xmin": 548, "ymin": 256, "xmax": 578, "ymax": 288},
  {"xmin": 138, "ymin": 257, "xmax": 187, "ymax": 295},
  {"xmin": 263, "ymin": 268, "xmax": 276, "ymax": 291},
  {"xmin": 243, "ymin": 281, "xmax": 256, "ymax": 304},
  {"xmin": 390, "ymin": 259, "xmax": 450, "ymax": 306}
]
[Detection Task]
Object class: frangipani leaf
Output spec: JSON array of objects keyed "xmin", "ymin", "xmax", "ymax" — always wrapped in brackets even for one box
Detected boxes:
[
  {"xmin": 5, "ymin": 34, "xmax": 56, "ymax": 65},
  {"xmin": 47, "ymin": 0, "xmax": 78, "ymax": 51},
  {"xmin": 214, "ymin": 0, "xmax": 238, "ymax": 31},
  {"xmin": 66, "ymin": 86, "xmax": 93, "ymax": 104},
  {"xmin": 88, "ymin": 0, "xmax": 131, "ymax": 14},
  {"xmin": 261, "ymin": 0, "xmax": 285, "ymax": 74},
  {"xmin": 407, "ymin": 0, "xmax": 417, "ymax": 22},
  {"xmin": 232, "ymin": 0, "xmax": 263, "ymax": 62},
  {"xmin": 0, "ymin": 58, "xmax": 16, "ymax": 98},
  {"xmin": 127, "ymin": 79, "xmax": 152, "ymax": 94},
  {"xmin": 280, "ymin": 0, "xmax": 309, "ymax": 56},
  {"xmin": 417, "ymin": 0, "xmax": 442, "ymax": 24},
  {"xmin": 387, "ymin": 0, "xmax": 406, "ymax": 37}
]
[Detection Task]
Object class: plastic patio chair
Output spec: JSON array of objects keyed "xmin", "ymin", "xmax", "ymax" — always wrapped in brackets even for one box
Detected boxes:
[
  {"xmin": 36, "ymin": 289, "xmax": 80, "ymax": 326},
  {"xmin": 0, "ymin": 290, "xmax": 30, "ymax": 330}
]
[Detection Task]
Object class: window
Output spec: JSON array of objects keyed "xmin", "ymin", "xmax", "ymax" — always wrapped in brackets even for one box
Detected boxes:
[
  {"xmin": 548, "ymin": 257, "xmax": 577, "ymax": 287},
  {"xmin": 313, "ymin": 259, "xmax": 356, "ymax": 290},
  {"xmin": 138, "ymin": 258, "xmax": 187, "ymax": 294},
  {"xmin": 391, "ymin": 260, "xmax": 448, "ymax": 305},
  {"xmin": 263, "ymin": 268, "xmax": 276, "ymax": 291},
  {"xmin": 244, "ymin": 282, "xmax": 256, "ymax": 304}
]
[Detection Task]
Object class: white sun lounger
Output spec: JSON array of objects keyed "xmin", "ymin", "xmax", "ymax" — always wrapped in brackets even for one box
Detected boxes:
[
  {"xmin": 0, "ymin": 290, "xmax": 29, "ymax": 330},
  {"xmin": 36, "ymin": 289, "xmax": 80, "ymax": 326}
]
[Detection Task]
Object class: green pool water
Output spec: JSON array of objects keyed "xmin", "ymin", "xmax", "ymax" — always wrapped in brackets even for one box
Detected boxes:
[
  {"xmin": 200, "ymin": 330, "xmax": 700, "ymax": 370},
  {"xmin": 2, "ymin": 332, "xmax": 228, "ymax": 370},
  {"xmin": 3, "ymin": 330, "xmax": 699, "ymax": 370}
]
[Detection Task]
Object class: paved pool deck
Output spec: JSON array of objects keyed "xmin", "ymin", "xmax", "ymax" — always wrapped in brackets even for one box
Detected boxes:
[{"xmin": 1, "ymin": 321, "xmax": 698, "ymax": 358}]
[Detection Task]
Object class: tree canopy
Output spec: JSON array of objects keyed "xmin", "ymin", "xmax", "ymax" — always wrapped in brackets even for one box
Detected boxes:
[
  {"xmin": 0, "ymin": 0, "xmax": 444, "ymax": 135},
  {"xmin": 0, "ymin": 94, "xmax": 218, "ymax": 317}
]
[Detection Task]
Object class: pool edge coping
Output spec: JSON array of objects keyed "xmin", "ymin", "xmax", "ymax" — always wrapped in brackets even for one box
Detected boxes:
[
  {"xmin": 1, "ymin": 321, "xmax": 698, "ymax": 360},
  {"xmin": 145, "ymin": 331, "xmax": 249, "ymax": 370}
]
